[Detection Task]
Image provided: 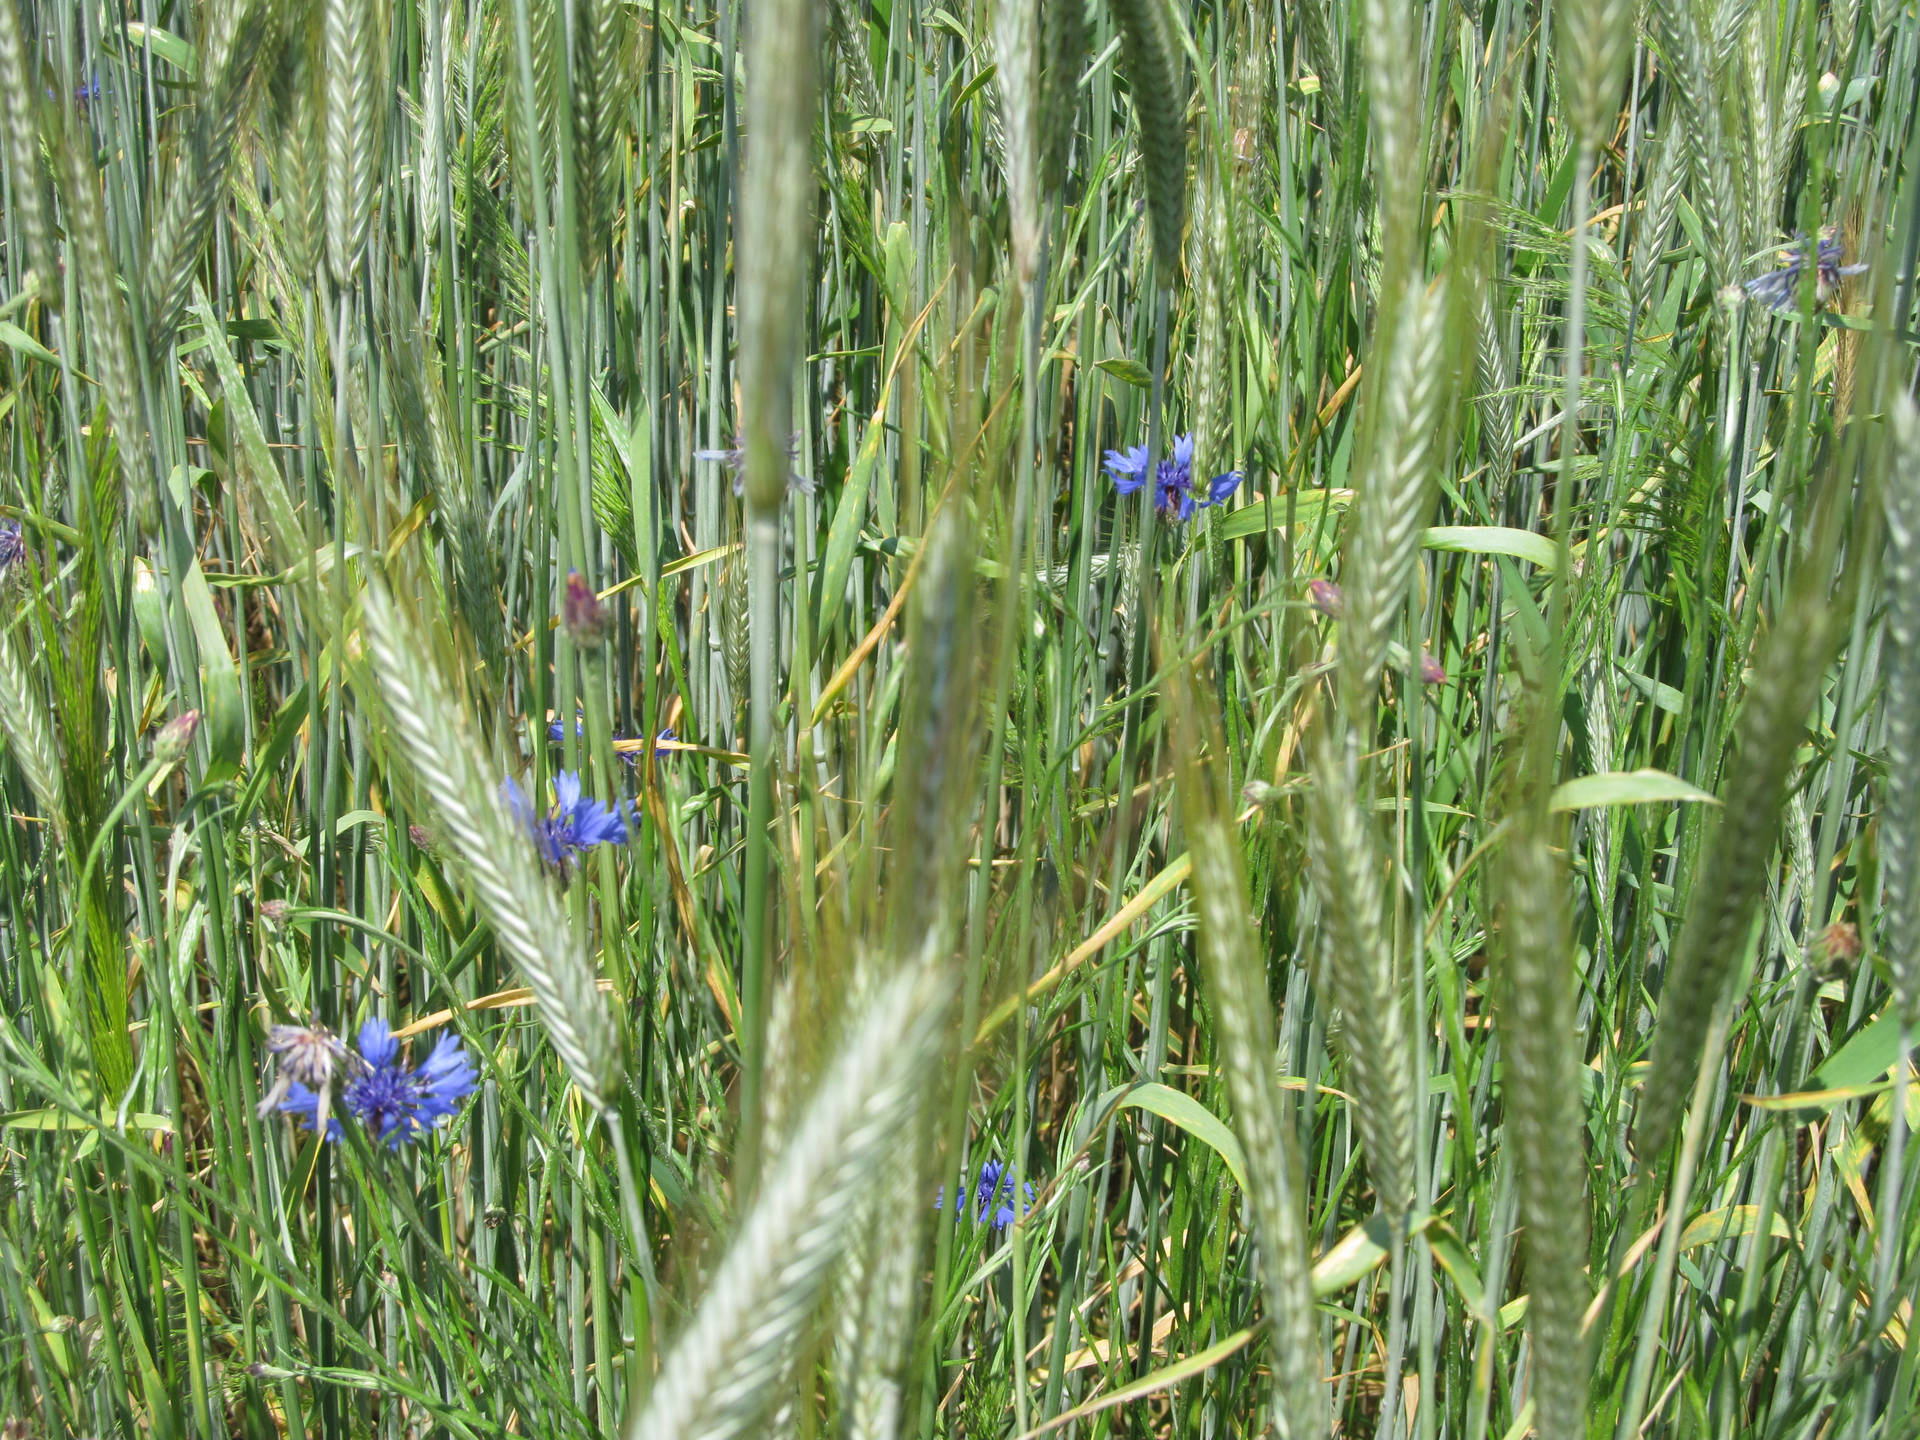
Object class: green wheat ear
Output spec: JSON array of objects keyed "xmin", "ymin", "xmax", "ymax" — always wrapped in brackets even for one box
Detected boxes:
[
  {"xmin": 325, "ymin": 0, "xmax": 383, "ymax": 284},
  {"xmin": 360, "ymin": 577, "xmax": 621, "ymax": 1112},
  {"xmin": 1169, "ymin": 659, "xmax": 1324, "ymax": 1437},
  {"xmin": 1107, "ymin": 0, "xmax": 1187, "ymax": 280},
  {"xmin": 0, "ymin": 0, "xmax": 56, "ymax": 294},
  {"xmin": 1635, "ymin": 502, "xmax": 1840, "ymax": 1162},
  {"xmin": 1882, "ymin": 394, "xmax": 1920, "ymax": 1027},
  {"xmin": 1492, "ymin": 692, "xmax": 1593, "ymax": 1440},
  {"xmin": 626, "ymin": 950, "xmax": 954, "ymax": 1440}
]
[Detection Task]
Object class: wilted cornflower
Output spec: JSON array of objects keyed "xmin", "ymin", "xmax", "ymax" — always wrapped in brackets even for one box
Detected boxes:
[
  {"xmin": 1418, "ymin": 649, "xmax": 1447, "ymax": 685},
  {"xmin": 693, "ymin": 432, "xmax": 814, "ymax": 496},
  {"xmin": 275, "ymin": 1018, "xmax": 477, "ymax": 1149},
  {"xmin": 1744, "ymin": 232, "xmax": 1867, "ymax": 310},
  {"xmin": 257, "ymin": 1022, "xmax": 352, "ymax": 1121},
  {"xmin": 0, "ymin": 520, "xmax": 24, "ymax": 574},
  {"xmin": 504, "ymin": 769, "xmax": 631, "ymax": 867},
  {"xmin": 936, "ymin": 1157, "xmax": 1036, "ymax": 1230},
  {"xmin": 1103, "ymin": 433, "xmax": 1242, "ymax": 523}
]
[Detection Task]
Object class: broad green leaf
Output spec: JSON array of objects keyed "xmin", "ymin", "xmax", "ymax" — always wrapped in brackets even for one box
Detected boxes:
[
  {"xmin": 1549, "ymin": 769, "xmax": 1719, "ymax": 812},
  {"xmin": 1815, "ymin": 1010, "xmax": 1905, "ymax": 1090},
  {"xmin": 813, "ymin": 404, "xmax": 887, "ymax": 638},
  {"xmin": 176, "ymin": 559, "xmax": 245, "ymax": 782},
  {"xmin": 1422, "ymin": 524, "xmax": 1557, "ymax": 568},
  {"xmin": 123, "ymin": 21, "xmax": 197, "ymax": 76},
  {"xmin": 0, "ymin": 321, "xmax": 59, "ymax": 367},
  {"xmin": 1095, "ymin": 356, "xmax": 1153, "ymax": 388},
  {"xmin": 1213, "ymin": 487, "xmax": 1354, "ymax": 544},
  {"xmin": 1677, "ymin": 1205, "xmax": 1796, "ymax": 1251},
  {"xmin": 1310, "ymin": 1211, "xmax": 1399, "ymax": 1296},
  {"xmin": 1103, "ymin": 1082, "xmax": 1249, "ymax": 1194}
]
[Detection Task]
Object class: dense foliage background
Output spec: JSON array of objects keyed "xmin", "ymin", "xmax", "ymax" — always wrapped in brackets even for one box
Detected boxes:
[{"xmin": 1, "ymin": 0, "xmax": 1918, "ymax": 1434}]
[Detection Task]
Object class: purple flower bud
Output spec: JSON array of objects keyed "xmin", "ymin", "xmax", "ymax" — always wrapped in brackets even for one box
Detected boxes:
[
  {"xmin": 153, "ymin": 710, "xmax": 200, "ymax": 765},
  {"xmin": 1418, "ymin": 649, "xmax": 1446, "ymax": 685},
  {"xmin": 1308, "ymin": 579, "xmax": 1344, "ymax": 617},
  {"xmin": 562, "ymin": 571, "xmax": 608, "ymax": 649}
]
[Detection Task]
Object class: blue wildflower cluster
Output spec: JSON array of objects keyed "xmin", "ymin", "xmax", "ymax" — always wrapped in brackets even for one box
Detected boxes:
[
  {"xmin": 1744, "ymin": 233, "xmax": 1867, "ymax": 311},
  {"xmin": 505, "ymin": 769, "xmax": 631, "ymax": 866},
  {"xmin": 274, "ymin": 1018, "xmax": 477, "ymax": 1150},
  {"xmin": 938, "ymin": 1158, "xmax": 1036, "ymax": 1231},
  {"xmin": 0, "ymin": 519, "xmax": 23, "ymax": 575},
  {"xmin": 693, "ymin": 432, "xmax": 814, "ymax": 496},
  {"xmin": 1102, "ymin": 433, "xmax": 1242, "ymax": 523}
]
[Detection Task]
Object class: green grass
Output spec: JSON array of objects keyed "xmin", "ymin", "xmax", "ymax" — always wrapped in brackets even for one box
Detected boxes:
[{"xmin": 2, "ymin": 0, "xmax": 1919, "ymax": 1435}]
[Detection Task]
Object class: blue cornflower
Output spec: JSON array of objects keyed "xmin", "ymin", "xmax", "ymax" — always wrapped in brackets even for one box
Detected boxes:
[
  {"xmin": 505, "ymin": 770, "xmax": 631, "ymax": 866},
  {"xmin": 1744, "ymin": 233, "xmax": 1867, "ymax": 310},
  {"xmin": 1102, "ymin": 433, "xmax": 1242, "ymax": 523},
  {"xmin": 936, "ymin": 1157, "xmax": 1036, "ymax": 1230},
  {"xmin": 547, "ymin": 715, "xmax": 680, "ymax": 765},
  {"xmin": 0, "ymin": 520, "xmax": 23, "ymax": 574},
  {"xmin": 278, "ymin": 1018, "xmax": 477, "ymax": 1149}
]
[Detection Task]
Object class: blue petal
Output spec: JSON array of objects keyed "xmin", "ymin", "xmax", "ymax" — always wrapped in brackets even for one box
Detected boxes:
[
  {"xmin": 502, "ymin": 777, "xmax": 535, "ymax": 829},
  {"xmin": 357, "ymin": 1018, "xmax": 398, "ymax": 1069},
  {"xmin": 1170, "ymin": 433, "xmax": 1194, "ymax": 469},
  {"xmin": 416, "ymin": 1036, "xmax": 477, "ymax": 1105},
  {"xmin": 1102, "ymin": 445, "xmax": 1149, "ymax": 480},
  {"xmin": 553, "ymin": 770, "xmax": 584, "ymax": 812},
  {"xmin": 279, "ymin": 1082, "xmax": 345, "ymax": 1141},
  {"xmin": 1202, "ymin": 471, "xmax": 1244, "ymax": 506}
]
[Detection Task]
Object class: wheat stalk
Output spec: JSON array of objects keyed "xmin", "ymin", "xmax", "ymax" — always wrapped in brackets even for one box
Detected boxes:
[
  {"xmin": 54, "ymin": 121, "xmax": 150, "ymax": 502},
  {"xmin": 1631, "ymin": 126, "xmax": 1685, "ymax": 317},
  {"xmin": 1651, "ymin": 0, "xmax": 1740, "ymax": 293},
  {"xmin": 738, "ymin": 0, "xmax": 818, "ymax": 514},
  {"xmin": 1107, "ymin": 0, "xmax": 1187, "ymax": 278},
  {"xmin": 1558, "ymin": 0, "xmax": 1634, "ymax": 148},
  {"xmin": 1583, "ymin": 659, "xmax": 1618, "ymax": 967},
  {"xmin": 1171, "ymin": 666, "xmax": 1324, "ymax": 1435},
  {"xmin": 572, "ymin": 0, "xmax": 636, "ymax": 265},
  {"xmin": 1474, "ymin": 283, "xmax": 1516, "ymax": 498},
  {"xmin": 0, "ymin": 620, "xmax": 64, "ymax": 842},
  {"xmin": 146, "ymin": 0, "xmax": 277, "ymax": 346},
  {"xmin": 359, "ymin": 577, "xmax": 620, "ymax": 1109},
  {"xmin": 993, "ymin": 0, "xmax": 1040, "ymax": 284},
  {"xmin": 625, "ymin": 951, "xmax": 953, "ymax": 1440},
  {"xmin": 1493, "ymin": 716, "xmax": 1593, "ymax": 1440},
  {"xmin": 1362, "ymin": 0, "xmax": 1419, "ymax": 233},
  {"xmin": 828, "ymin": 0, "xmax": 883, "ymax": 131},
  {"xmin": 1304, "ymin": 734, "xmax": 1417, "ymax": 1215},
  {"xmin": 1190, "ymin": 151, "xmax": 1229, "ymax": 480},
  {"xmin": 1882, "ymin": 395, "xmax": 1920, "ymax": 1026},
  {"xmin": 0, "ymin": 0, "xmax": 56, "ymax": 297},
  {"xmin": 1635, "ymin": 533, "xmax": 1836, "ymax": 1159},
  {"xmin": 1341, "ymin": 275, "xmax": 1448, "ymax": 709},
  {"xmin": 268, "ymin": 0, "xmax": 328, "ymax": 277},
  {"xmin": 1037, "ymin": 0, "xmax": 1085, "ymax": 198},
  {"xmin": 325, "ymin": 0, "xmax": 383, "ymax": 283}
]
